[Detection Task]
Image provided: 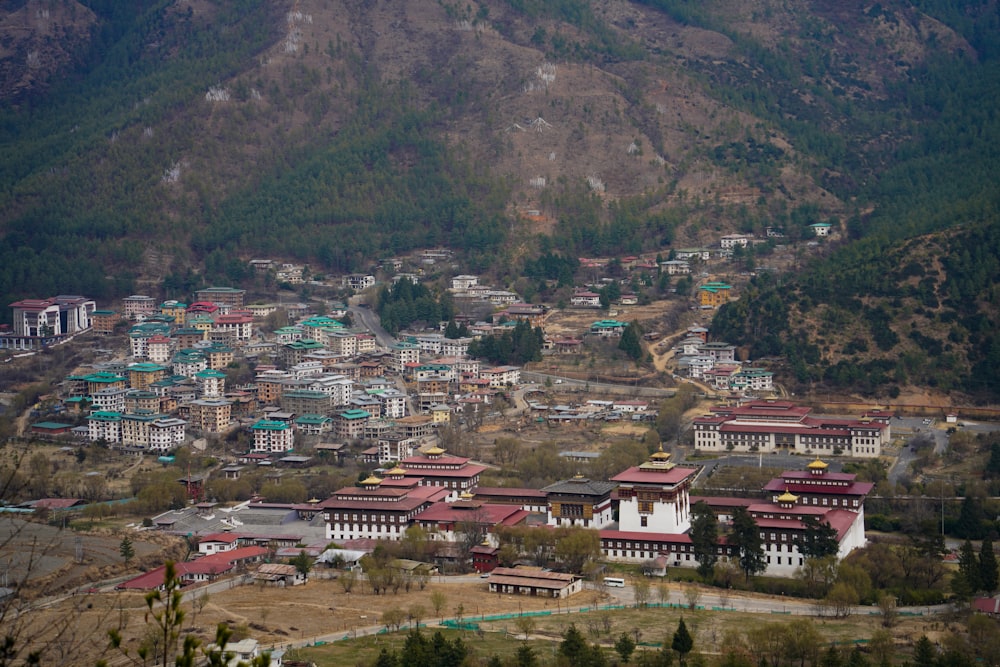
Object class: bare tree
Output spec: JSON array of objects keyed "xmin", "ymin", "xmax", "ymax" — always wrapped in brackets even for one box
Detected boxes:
[
  {"xmin": 431, "ymin": 590, "xmax": 447, "ymax": 617},
  {"xmin": 684, "ymin": 585, "xmax": 702, "ymax": 610},
  {"xmin": 514, "ymin": 615, "xmax": 536, "ymax": 640},
  {"xmin": 633, "ymin": 577, "xmax": 651, "ymax": 607}
]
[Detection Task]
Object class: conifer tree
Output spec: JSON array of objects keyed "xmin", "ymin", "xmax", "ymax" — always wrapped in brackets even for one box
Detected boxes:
[
  {"xmin": 955, "ymin": 539, "xmax": 980, "ymax": 598},
  {"xmin": 980, "ymin": 539, "xmax": 998, "ymax": 594},
  {"xmin": 689, "ymin": 501, "xmax": 719, "ymax": 579},
  {"xmin": 671, "ymin": 618, "xmax": 694, "ymax": 666}
]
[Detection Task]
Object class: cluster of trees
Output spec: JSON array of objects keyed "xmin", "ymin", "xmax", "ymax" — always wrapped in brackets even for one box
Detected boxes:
[
  {"xmin": 373, "ymin": 630, "xmax": 467, "ymax": 667},
  {"xmin": 376, "ymin": 278, "xmax": 455, "ymax": 334},
  {"xmin": 493, "ymin": 525, "xmax": 601, "ymax": 574},
  {"xmin": 953, "ymin": 539, "xmax": 999, "ymax": 600},
  {"xmin": 467, "ymin": 320, "xmax": 545, "ymax": 365},
  {"xmin": 522, "ymin": 252, "xmax": 579, "ymax": 287},
  {"xmin": 714, "ymin": 218, "xmax": 1000, "ymax": 396}
]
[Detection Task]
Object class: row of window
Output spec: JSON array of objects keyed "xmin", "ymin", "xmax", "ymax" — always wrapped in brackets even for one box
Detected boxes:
[
  {"xmin": 330, "ymin": 523, "xmax": 403, "ymax": 533},
  {"xmin": 327, "ymin": 512, "xmax": 414, "ymax": 522}
]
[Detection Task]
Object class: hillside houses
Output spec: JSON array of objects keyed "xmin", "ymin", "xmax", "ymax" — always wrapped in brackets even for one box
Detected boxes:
[{"xmin": 33, "ymin": 281, "xmax": 554, "ymax": 461}]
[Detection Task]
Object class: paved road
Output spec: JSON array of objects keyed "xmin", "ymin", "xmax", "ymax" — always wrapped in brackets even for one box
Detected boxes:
[
  {"xmin": 889, "ymin": 417, "xmax": 949, "ymax": 485},
  {"xmin": 689, "ymin": 450, "xmax": 845, "ymax": 486},
  {"xmin": 348, "ymin": 304, "xmax": 395, "ymax": 350},
  {"xmin": 520, "ymin": 371, "xmax": 678, "ymax": 400}
]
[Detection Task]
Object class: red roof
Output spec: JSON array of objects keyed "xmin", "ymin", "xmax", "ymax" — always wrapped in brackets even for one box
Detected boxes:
[
  {"xmin": 117, "ymin": 547, "xmax": 267, "ymax": 590},
  {"xmin": 612, "ymin": 466, "xmax": 698, "ymax": 485},
  {"xmin": 413, "ymin": 502, "xmax": 527, "ymax": 525},
  {"xmin": 197, "ymin": 546, "xmax": 268, "ymax": 565},
  {"xmin": 777, "ymin": 470, "xmax": 858, "ymax": 482},
  {"xmin": 973, "ymin": 597, "xmax": 1000, "ymax": 614},
  {"xmin": 402, "ymin": 465, "xmax": 486, "ymax": 479},
  {"xmin": 599, "ymin": 530, "xmax": 693, "ymax": 545},
  {"xmin": 32, "ymin": 498, "xmax": 84, "ymax": 509},
  {"xmin": 199, "ymin": 533, "xmax": 239, "ymax": 544},
  {"xmin": 689, "ymin": 496, "xmax": 756, "ymax": 509},
  {"xmin": 10, "ymin": 299, "xmax": 56, "ymax": 310},
  {"xmin": 379, "ymin": 477, "xmax": 422, "ymax": 488},
  {"xmin": 319, "ymin": 496, "xmax": 430, "ymax": 512},
  {"xmin": 473, "ymin": 487, "xmax": 547, "ymax": 499}
]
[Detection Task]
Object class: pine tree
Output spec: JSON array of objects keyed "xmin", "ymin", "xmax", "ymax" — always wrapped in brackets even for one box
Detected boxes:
[
  {"xmin": 986, "ymin": 442, "xmax": 1000, "ymax": 478},
  {"xmin": 619, "ymin": 321, "xmax": 643, "ymax": 361},
  {"xmin": 515, "ymin": 644, "xmax": 537, "ymax": 667},
  {"xmin": 689, "ymin": 501, "xmax": 719, "ymax": 579},
  {"xmin": 615, "ymin": 632, "xmax": 637, "ymax": 664},
  {"xmin": 671, "ymin": 618, "xmax": 694, "ymax": 666},
  {"xmin": 980, "ymin": 539, "xmax": 998, "ymax": 594},
  {"xmin": 820, "ymin": 644, "xmax": 844, "ymax": 667},
  {"xmin": 560, "ymin": 624, "xmax": 588, "ymax": 662},
  {"xmin": 793, "ymin": 515, "xmax": 840, "ymax": 558},
  {"xmin": 731, "ymin": 507, "xmax": 767, "ymax": 582},
  {"xmin": 955, "ymin": 539, "xmax": 980, "ymax": 598},
  {"xmin": 119, "ymin": 535, "xmax": 135, "ymax": 567},
  {"xmin": 912, "ymin": 635, "xmax": 937, "ymax": 667},
  {"xmin": 955, "ymin": 495, "xmax": 987, "ymax": 539}
]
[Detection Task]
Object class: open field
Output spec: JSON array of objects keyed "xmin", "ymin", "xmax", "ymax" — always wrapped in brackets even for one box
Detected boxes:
[
  {"xmin": 12, "ymin": 571, "xmax": 953, "ymax": 666},
  {"xmin": 292, "ymin": 599, "xmax": 945, "ymax": 666},
  {"xmin": 12, "ymin": 576, "xmax": 579, "ymax": 665}
]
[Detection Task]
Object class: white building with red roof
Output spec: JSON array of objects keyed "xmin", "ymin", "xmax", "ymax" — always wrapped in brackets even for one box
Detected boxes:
[
  {"xmin": 611, "ymin": 449, "xmax": 698, "ymax": 534},
  {"xmin": 692, "ymin": 400, "xmax": 887, "ymax": 458},
  {"xmin": 116, "ymin": 546, "xmax": 268, "ymax": 590},
  {"xmin": 412, "ymin": 495, "xmax": 529, "ymax": 545},
  {"xmin": 600, "ymin": 455, "xmax": 869, "ymax": 577},
  {"xmin": 398, "ymin": 446, "xmax": 487, "ymax": 496},
  {"xmin": 470, "ymin": 487, "xmax": 548, "ymax": 514},
  {"xmin": 320, "ymin": 475, "xmax": 450, "ymax": 542}
]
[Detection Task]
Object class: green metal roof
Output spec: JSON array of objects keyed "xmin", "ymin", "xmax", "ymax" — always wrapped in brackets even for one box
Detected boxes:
[
  {"xmin": 252, "ymin": 419, "xmax": 291, "ymax": 431},
  {"xmin": 129, "ymin": 363, "xmax": 167, "ymax": 373},
  {"xmin": 295, "ymin": 414, "xmax": 331, "ymax": 425}
]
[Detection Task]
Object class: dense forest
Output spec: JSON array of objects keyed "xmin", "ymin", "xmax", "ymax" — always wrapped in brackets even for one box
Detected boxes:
[{"xmin": 713, "ymin": 29, "xmax": 1000, "ymax": 399}]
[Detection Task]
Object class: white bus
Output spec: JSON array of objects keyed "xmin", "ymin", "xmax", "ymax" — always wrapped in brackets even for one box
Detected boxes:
[{"xmin": 603, "ymin": 577, "xmax": 626, "ymax": 588}]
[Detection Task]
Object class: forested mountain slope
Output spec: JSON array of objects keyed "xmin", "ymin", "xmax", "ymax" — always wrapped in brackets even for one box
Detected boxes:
[{"xmin": 1, "ymin": 0, "xmax": 998, "ymax": 400}]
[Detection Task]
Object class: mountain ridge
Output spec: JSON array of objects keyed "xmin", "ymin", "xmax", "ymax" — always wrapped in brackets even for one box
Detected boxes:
[{"xmin": 2, "ymin": 0, "xmax": 998, "ymax": 400}]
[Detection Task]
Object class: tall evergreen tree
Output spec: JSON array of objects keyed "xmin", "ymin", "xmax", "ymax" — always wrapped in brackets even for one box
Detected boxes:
[
  {"xmin": 559, "ymin": 624, "xmax": 589, "ymax": 662},
  {"xmin": 955, "ymin": 495, "xmax": 987, "ymax": 539},
  {"xmin": 987, "ymin": 442, "xmax": 1000, "ymax": 478},
  {"xmin": 619, "ymin": 321, "xmax": 643, "ymax": 361},
  {"xmin": 671, "ymin": 618, "xmax": 694, "ymax": 666},
  {"xmin": 730, "ymin": 507, "xmax": 767, "ymax": 582},
  {"xmin": 955, "ymin": 539, "xmax": 980, "ymax": 598},
  {"xmin": 980, "ymin": 539, "xmax": 999, "ymax": 594},
  {"xmin": 912, "ymin": 635, "xmax": 937, "ymax": 667},
  {"xmin": 793, "ymin": 515, "xmax": 840, "ymax": 559},
  {"xmin": 515, "ymin": 644, "xmax": 537, "ymax": 667},
  {"xmin": 689, "ymin": 501, "xmax": 719, "ymax": 579}
]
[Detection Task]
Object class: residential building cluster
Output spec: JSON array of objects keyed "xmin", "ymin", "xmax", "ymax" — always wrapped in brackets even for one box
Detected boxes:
[
  {"xmin": 673, "ymin": 326, "xmax": 774, "ymax": 394},
  {"xmin": 24, "ymin": 284, "xmax": 540, "ymax": 458}
]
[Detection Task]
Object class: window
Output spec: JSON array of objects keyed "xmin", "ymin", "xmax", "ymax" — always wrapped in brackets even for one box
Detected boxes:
[{"xmin": 640, "ymin": 516, "xmax": 648, "ymax": 527}]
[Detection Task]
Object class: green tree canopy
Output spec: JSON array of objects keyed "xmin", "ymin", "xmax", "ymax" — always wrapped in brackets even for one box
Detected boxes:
[
  {"xmin": 731, "ymin": 507, "xmax": 767, "ymax": 582},
  {"xmin": 689, "ymin": 501, "xmax": 719, "ymax": 579}
]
